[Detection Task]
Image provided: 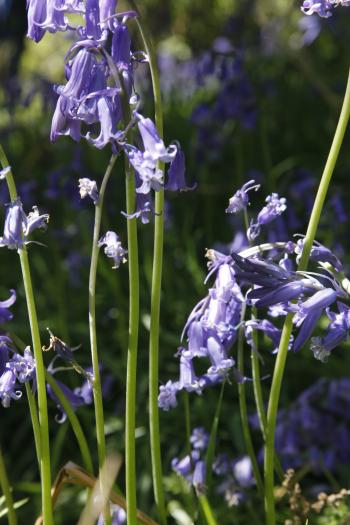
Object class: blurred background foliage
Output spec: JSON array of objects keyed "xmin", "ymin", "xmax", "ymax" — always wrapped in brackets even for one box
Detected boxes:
[{"xmin": 1, "ymin": 0, "xmax": 350, "ymax": 523}]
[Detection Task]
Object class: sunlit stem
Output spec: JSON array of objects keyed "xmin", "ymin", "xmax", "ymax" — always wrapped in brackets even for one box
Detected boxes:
[
  {"xmin": 0, "ymin": 145, "xmax": 54, "ymax": 525},
  {"xmin": 264, "ymin": 68, "xmax": 350, "ymax": 525}
]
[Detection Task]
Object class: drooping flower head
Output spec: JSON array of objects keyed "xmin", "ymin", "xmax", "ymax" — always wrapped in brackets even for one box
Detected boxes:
[
  {"xmin": 98, "ymin": 231, "xmax": 127, "ymax": 269},
  {"xmin": 225, "ymin": 180, "xmax": 260, "ymax": 215}
]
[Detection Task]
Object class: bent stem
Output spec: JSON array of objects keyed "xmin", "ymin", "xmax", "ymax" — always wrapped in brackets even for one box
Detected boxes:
[
  {"xmin": 88, "ymin": 153, "xmax": 118, "ymax": 525},
  {"xmin": 264, "ymin": 68, "xmax": 350, "ymax": 525},
  {"xmin": 0, "ymin": 146, "xmax": 54, "ymax": 525},
  {"xmin": 0, "ymin": 446, "xmax": 17, "ymax": 525},
  {"xmin": 45, "ymin": 373, "xmax": 94, "ymax": 474},
  {"xmin": 130, "ymin": 5, "xmax": 168, "ymax": 523}
]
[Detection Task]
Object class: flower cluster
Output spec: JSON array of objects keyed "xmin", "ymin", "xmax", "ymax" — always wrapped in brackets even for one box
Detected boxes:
[
  {"xmin": 158, "ymin": 251, "xmax": 244, "ymax": 411},
  {"xmin": 160, "ymin": 180, "xmax": 350, "ymax": 412},
  {"xmin": 171, "ymin": 427, "xmax": 254, "ymax": 504},
  {"xmin": 26, "ymin": 1, "xmax": 193, "ymax": 222},
  {"xmin": 301, "ymin": 0, "xmax": 350, "ymax": 18},
  {"xmin": 0, "ymin": 330, "xmax": 36, "ymax": 407}
]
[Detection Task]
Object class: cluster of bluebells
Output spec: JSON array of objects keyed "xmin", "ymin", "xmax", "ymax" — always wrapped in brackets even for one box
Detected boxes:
[
  {"xmin": 259, "ymin": 377, "xmax": 350, "ymax": 474},
  {"xmin": 26, "ymin": 0, "xmax": 193, "ymax": 230},
  {"xmin": 171, "ymin": 427, "xmax": 254, "ymax": 505},
  {"xmin": 301, "ymin": 0, "xmax": 350, "ymax": 18},
  {"xmin": 158, "ymin": 249, "xmax": 244, "ymax": 411},
  {"xmin": 0, "ymin": 338, "xmax": 36, "ymax": 408},
  {"xmin": 159, "ymin": 180, "xmax": 350, "ymax": 409}
]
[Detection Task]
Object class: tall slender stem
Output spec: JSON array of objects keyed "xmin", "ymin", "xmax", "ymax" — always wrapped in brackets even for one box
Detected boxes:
[
  {"xmin": 264, "ymin": 68, "xmax": 350, "ymax": 525},
  {"xmin": 0, "ymin": 446, "xmax": 17, "ymax": 525},
  {"xmin": 124, "ymin": 154, "xmax": 140, "ymax": 525},
  {"xmin": 0, "ymin": 146, "xmax": 54, "ymax": 525},
  {"xmin": 25, "ymin": 383, "xmax": 41, "ymax": 466},
  {"xmin": 129, "ymin": 3, "xmax": 168, "ymax": 522},
  {"xmin": 237, "ymin": 303, "xmax": 264, "ymax": 498},
  {"xmin": 88, "ymin": 153, "xmax": 118, "ymax": 525}
]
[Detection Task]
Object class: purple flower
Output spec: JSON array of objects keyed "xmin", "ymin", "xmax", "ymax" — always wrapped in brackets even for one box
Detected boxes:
[
  {"xmin": 25, "ymin": 206, "xmax": 49, "ymax": 236},
  {"xmin": 78, "ymin": 178, "xmax": 99, "ymax": 203},
  {"xmin": 0, "ymin": 290, "xmax": 16, "ymax": 324},
  {"xmin": 97, "ymin": 504, "xmax": 126, "ymax": 525},
  {"xmin": 293, "ymin": 288, "xmax": 338, "ymax": 351},
  {"xmin": 301, "ymin": 0, "xmax": 333, "ymax": 17},
  {"xmin": 0, "ymin": 368, "xmax": 21, "ymax": 407},
  {"xmin": 310, "ymin": 303, "xmax": 350, "ymax": 362},
  {"xmin": 190, "ymin": 427, "xmax": 210, "ymax": 451},
  {"xmin": 295, "ymin": 239, "xmax": 342, "ymax": 271},
  {"xmin": 136, "ymin": 113, "xmax": 176, "ymax": 163},
  {"xmin": 193, "ymin": 460, "xmax": 206, "ymax": 495},
  {"xmin": 0, "ymin": 336, "xmax": 12, "ymax": 375},
  {"xmin": 47, "ymin": 376, "xmax": 91, "ymax": 423},
  {"xmin": 158, "ymin": 380, "xmax": 179, "ymax": 411},
  {"xmin": 232, "ymin": 456, "xmax": 255, "ymax": 488},
  {"xmin": 9, "ymin": 347, "xmax": 36, "ymax": 383},
  {"xmin": 0, "ymin": 198, "xmax": 26, "ymax": 249},
  {"xmin": 165, "ymin": 147, "xmax": 196, "ymax": 192},
  {"xmin": 100, "ymin": 0, "xmax": 118, "ymax": 32},
  {"xmin": 225, "ymin": 180, "xmax": 260, "ymax": 214},
  {"xmin": 248, "ymin": 193, "xmax": 287, "ymax": 241},
  {"xmin": 98, "ymin": 231, "xmax": 127, "ymax": 269}
]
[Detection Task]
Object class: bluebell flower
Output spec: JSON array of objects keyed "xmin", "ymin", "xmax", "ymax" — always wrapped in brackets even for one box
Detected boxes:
[
  {"xmin": 0, "ymin": 368, "xmax": 21, "ymax": 408},
  {"xmin": 135, "ymin": 113, "xmax": 177, "ymax": 163},
  {"xmin": 98, "ymin": 231, "xmax": 127, "ymax": 269},
  {"xmin": 47, "ymin": 377, "xmax": 91, "ymax": 423},
  {"xmin": 165, "ymin": 147, "xmax": 196, "ymax": 192},
  {"xmin": 295, "ymin": 239, "xmax": 343, "ymax": 271},
  {"xmin": 310, "ymin": 303, "xmax": 350, "ymax": 362},
  {"xmin": 158, "ymin": 380, "xmax": 179, "ymax": 411},
  {"xmin": 193, "ymin": 460, "xmax": 206, "ymax": 495},
  {"xmin": 111, "ymin": 22, "xmax": 132, "ymax": 93},
  {"xmin": 99, "ymin": 0, "xmax": 118, "ymax": 32},
  {"xmin": 190, "ymin": 428, "xmax": 210, "ymax": 451},
  {"xmin": 26, "ymin": 0, "xmax": 84, "ymax": 42},
  {"xmin": 78, "ymin": 178, "xmax": 99, "ymax": 204},
  {"xmin": 25, "ymin": 206, "xmax": 49, "ymax": 236},
  {"xmin": 0, "ymin": 290, "xmax": 16, "ymax": 324},
  {"xmin": 245, "ymin": 319, "xmax": 286, "ymax": 354},
  {"xmin": 232, "ymin": 456, "xmax": 255, "ymax": 488},
  {"xmin": 172, "ymin": 451, "xmax": 200, "ymax": 482},
  {"xmin": 293, "ymin": 288, "xmax": 338, "ymax": 351},
  {"xmin": 0, "ymin": 198, "xmax": 26, "ymax": 249},
  {"xmin": 301, "ymin": 0, "xmax": 334, "ymax": 17},
  {"xmin": 178, "ymin": 351, "xmax": 203, "ymax": 394},
  {"xmin": 0, "ymin": 336, "xmax": 12, "ymax": 375},
  {"xmin": 97, "ymin": 504, "xmax": 127, "ymax": 525},
  {"xmin": 225, "ymin": 180, "xmax": 260, "ymax": 214},
  {"xmin": 9, "ymin": 347, "xmax": 36, "ymax": 383},
  {"xmin": 247, "ymin": 193, "xmax": 287, "ymax": 241}
]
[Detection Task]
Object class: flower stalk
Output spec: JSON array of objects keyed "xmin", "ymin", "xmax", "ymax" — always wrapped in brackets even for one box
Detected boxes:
[
  {"xmin": 0, "ymin": 145, "xmax": 54, "ymax": 525},
  {"xmin": 88, "ymin": 153, "xmax": 118, "ymax": 525},
  {"xmin": 264, "ymin": 67, "xmax": 350, "ymax": 525},
  {"xmin": 129, "ymin": 4, "xmax": 168, "ymax": 523},
  {"xmin": 0, "ymin": 446, "xmax": 17, "ymax": 525}
]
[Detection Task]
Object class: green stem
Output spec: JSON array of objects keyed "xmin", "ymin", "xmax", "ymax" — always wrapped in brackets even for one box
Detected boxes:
[
  {"xmin": 124, "ymin": 153, "xmax": 140, "ymax": 525},
  {"xmin": 104, "ymin": 44, "xmax": 140, "ymax": 525},
  {"xmin": 25, "ymin": 383, "xmax": 41, "ymax": 466},
  {"xmin": 0, "ymin": 447, "xmax": 17, "ymax": 525},
  {"xmin": 264, "ymin": 68, "xmax": 350, "ymax": 525},
  {"xmin": 237, "ymin": 303, "xmax": 264, "ymax": 498},
  {"xmin": 88, "ymin": 153, "xmax": 118, "ymax": 525},
  {"xmin": 129, "ymin": 5, "xmax": 168, "ymax": 523},
  {"xmin": 243, "ymin": 210, "xmax": 284, "ymax": 481},
  {"xmin": 45, "ymin": 373, "xmax": 94, "ymax": 474},
  {"xmin": 198, "ymin": 495, "xmax": 218, "ymax": 525},
  {"xmin": 0, "ymin": 146, "xmax": 54, "ymax": 525}
]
